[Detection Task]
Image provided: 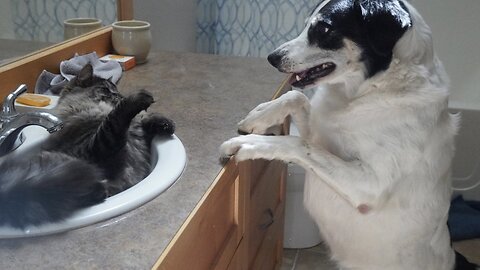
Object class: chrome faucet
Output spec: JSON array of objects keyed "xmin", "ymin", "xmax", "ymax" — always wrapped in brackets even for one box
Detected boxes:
[{"xmin": 0, "ymin": 84, "xmax": 63, "ymax": 156}]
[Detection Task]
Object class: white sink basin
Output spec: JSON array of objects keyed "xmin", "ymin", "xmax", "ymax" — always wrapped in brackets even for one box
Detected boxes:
[{"xmin": 0, "ymin": 125, "xmax": 187, "ymax": 238}]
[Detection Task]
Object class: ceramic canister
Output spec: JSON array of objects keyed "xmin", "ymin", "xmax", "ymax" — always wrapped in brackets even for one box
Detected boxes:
[
  {"xmin": 64, "ymin": 18, "xmax": 102, "ymax": 40},
  {"xmin": 112, "ymin": 20, "xmax": 152, "ymax": 64}
]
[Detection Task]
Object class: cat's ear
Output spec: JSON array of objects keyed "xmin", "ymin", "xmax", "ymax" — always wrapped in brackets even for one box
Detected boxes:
[{"xmin": 77, "ymin": 64, "xmax": 94, "ymax": 84}]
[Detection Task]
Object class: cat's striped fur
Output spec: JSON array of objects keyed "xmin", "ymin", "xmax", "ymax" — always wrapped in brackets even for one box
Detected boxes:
[{"xmin": 0, "ymin": 64, "xmax": 175, "ymax": 229}]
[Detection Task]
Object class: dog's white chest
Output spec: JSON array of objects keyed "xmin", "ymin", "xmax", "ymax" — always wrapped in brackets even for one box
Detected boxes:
[{"xmin": 306, "ymin": 87, "xmax": 357, "ymax": 160}]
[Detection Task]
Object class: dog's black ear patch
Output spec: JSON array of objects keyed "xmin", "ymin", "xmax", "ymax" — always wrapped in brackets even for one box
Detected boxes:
[{"xmin": 354, "ymin": 0, "xmax": 412, "ymax": 57}]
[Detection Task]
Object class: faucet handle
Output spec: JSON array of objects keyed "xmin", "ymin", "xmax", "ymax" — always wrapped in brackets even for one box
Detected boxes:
[{"xmin": 2, "ymin": 84, "xmax": 27, "ymax": 116}]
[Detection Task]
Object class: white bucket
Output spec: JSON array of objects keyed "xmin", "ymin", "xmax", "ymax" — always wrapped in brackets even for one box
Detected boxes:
[{"xmin": 283, "ymin": 123, "xmax": 322, "ymax": 248}]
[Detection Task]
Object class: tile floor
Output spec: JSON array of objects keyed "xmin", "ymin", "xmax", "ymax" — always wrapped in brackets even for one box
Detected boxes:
[
  {"xmin": 281, "ymin": 240, "xmax": 480, "ymax": 270},
  {"xmin": 281, "ymin": 242, "xmax": 336, "ymax": 270},
  {"xmin": 453, "ymin": 239, "xmax": 480, "ymax": 264}
]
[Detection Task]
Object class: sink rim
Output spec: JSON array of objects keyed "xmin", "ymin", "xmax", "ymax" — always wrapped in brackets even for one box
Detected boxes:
[{"xmin": 0, "ymin": 127, "xmax": 187, "ymax": 239}]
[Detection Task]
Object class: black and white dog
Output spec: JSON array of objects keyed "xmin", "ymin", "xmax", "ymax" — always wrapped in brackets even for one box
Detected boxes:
[{"xmin": 221, "ymin": 0, "xmax": 479, "ymax": 269}]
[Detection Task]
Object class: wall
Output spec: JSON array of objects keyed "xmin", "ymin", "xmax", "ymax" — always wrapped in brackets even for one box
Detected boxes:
[
  {"xmin": 133, "ymin": 0, "xmax": 197, "ymax": 52},
  {"xmin": 133, "ymin": 0, "xmax": 480, "ymax": 109},
  {"xmin": 413, "ymin": 0, "xmax": 480, "ymax": 110},
  {"xmin": 196, "ymin": 0, "xmax": 318, "ymax": 57}
]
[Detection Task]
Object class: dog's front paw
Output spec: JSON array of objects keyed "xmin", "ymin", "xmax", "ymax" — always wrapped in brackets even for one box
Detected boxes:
[
  {"xmin": 220, "ymin": 137, "xmax": 242, "ymax": 158},
  {"xmin": 220, "ymin": 135, "xmax": 274, "ymax": 162},
  {"xmin": 238, "ymin": 103, "xmax": 283, "ymax": 135}
]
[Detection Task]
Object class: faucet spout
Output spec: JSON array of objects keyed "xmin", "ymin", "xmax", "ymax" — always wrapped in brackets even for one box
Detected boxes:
[
  {"xmin": 2, "ymin": 84, "xmax": 27, "ymax": 118},
  {"xmin": 0, "ymin": 82, "xmax": 63, "ymax": 157},
  {"xmin": 0, "ymin": 111, "xmax": 63, "ymax": 156},
  {"xmin": 0, "ymin": 84, "xmax": 64, "ymax": 156},
  {"xmin": 21, "ymin": 111, "xmax": 64, "ymax": 133}
]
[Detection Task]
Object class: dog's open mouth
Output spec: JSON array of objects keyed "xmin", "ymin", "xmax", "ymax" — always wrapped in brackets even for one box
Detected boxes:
[{"xmin": 290, "ymin": 62, "xmax": 336, "ymax": 88}]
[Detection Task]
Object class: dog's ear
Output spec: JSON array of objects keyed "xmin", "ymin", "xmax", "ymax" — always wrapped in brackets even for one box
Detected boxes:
[{"xmin": 354, "ymin": 0, "xmax": 412, "ymax": 57}]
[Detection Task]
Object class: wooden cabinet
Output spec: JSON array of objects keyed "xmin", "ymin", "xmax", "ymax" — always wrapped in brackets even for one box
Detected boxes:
[
  {"xmin": 154, "ymin": 79, "xmax": 291, "ymax": 270},
  {"xmin": 155, "ymin": 157, "xmax": 287, "ymax": 270},
  {"xmin": 154, "ymin": 160, "xmax": 245, "ymax": 270}
]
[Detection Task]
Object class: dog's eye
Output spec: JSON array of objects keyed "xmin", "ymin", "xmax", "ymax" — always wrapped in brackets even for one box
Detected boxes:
[
  {"xmin": 318, "ymin": 22, "xmax": 332, "ymax": 34},
  {"xmin": 308, "ymin": 21, "xmax": 342, "ymax": 49}
]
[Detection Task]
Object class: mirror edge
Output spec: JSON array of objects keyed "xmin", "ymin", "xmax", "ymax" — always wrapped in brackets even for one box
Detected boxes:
[
  {"xmin": 0, "ymin": 27, "xmax": 113, "ymax": 100},
  {"xmin": 0, "ymin": 0, "xmax": 133, "ymax": 99}
]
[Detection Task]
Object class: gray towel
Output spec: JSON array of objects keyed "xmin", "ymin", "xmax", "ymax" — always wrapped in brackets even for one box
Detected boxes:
[{"xmin": 35, "ymin": 52, "xmax": 122, "ymax": 95}]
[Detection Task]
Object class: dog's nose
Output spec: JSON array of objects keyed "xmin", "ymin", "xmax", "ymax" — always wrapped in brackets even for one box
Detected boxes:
[{"xmin": 267, "ymin": 52, "xmax": 283, "ymax": 68}]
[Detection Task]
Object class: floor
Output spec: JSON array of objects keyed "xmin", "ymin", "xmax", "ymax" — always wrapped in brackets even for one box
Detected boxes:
[
  {"xmin": 281, "ymin": 242, "xmax": 336, "ymax": 270},
  {"xmin": 453, "ymin": 239, "xmax": 480, "ymax": 264},
  {"xmin": 281, "ymin": 240, "xmax": 480, "ymax": 270}
]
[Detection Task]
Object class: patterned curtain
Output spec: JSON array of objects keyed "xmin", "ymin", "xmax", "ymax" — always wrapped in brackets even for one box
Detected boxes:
[
  {"xmin": 10, "ymin": 0, "xmax": 117, "ymax": 42},
  {"xmin": 197, "ymin": 0, "xmax": 319, "ymax": 57}
]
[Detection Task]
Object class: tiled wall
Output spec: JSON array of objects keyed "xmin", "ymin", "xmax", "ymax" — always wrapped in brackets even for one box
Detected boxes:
[
  {"xmin": 197, "ymin": 0, "xmax": 319, "ymax": 57},
  {"xmin": 9, "ymin": 0, "xmax": 116, "ymax": 42}
]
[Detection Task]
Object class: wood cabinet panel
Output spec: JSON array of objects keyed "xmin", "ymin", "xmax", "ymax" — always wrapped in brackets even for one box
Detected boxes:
[
  {"xmin": 250, "ymin": 217, "xmax": 283, "ymax": 270},
  {"xmin": 226, "ymin": 239, "xmax": 247, "ymax": 270},
  {"xmin": 240, "ymin": 159, "xmax": 286, "ymax": 270},
  {"xmin": 248, "ymin": 159, "xmax": 269, "ymax": 195},
  {"xmin": 248, "ymin": 161, "xmax": 283, "ymax": 263},
  {"xmin": 250, "ymin": 166, "xmax": 286, "ymax": 270},
  {"xmin": 155, "ymin": 161, "xmax": 244, "ymax": 270}
]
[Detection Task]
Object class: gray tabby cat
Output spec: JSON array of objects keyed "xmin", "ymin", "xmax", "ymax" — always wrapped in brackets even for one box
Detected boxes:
[{"xmin": 0, "ymin": 64, "xmax": 175, "ymax": 229}]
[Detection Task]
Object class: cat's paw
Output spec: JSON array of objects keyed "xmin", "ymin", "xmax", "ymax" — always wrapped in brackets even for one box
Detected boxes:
[
  {"xmin": 142, "ymin": 114, "xmax": 176, "ymax": 136},
  {"xmin": 80, "ymin": 181, "xmax": 108, "ymax": 207},
  {"xmin": 90, "ymin": 182, "xmax": 109, "ymax": 202},
  {"xmin": 129, "ymin": 90, "xmax": 155, "ymax": 111}
]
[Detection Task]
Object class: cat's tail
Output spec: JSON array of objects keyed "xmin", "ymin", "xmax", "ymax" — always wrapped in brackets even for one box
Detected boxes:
[{"xmin": 0, "ymin": 152, "xmax": 107, "ymax": 229}]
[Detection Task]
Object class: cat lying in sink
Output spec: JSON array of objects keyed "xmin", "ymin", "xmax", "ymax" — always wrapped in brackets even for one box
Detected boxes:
[{"xmin": 0, "ymin": 64, "xmax": 175, "ymax": 229}]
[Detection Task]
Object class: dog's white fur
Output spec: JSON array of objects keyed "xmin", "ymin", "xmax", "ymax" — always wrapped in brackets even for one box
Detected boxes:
[{"xmin": 221, "ymin": 1, "xmax": 459, "ymax": 270}]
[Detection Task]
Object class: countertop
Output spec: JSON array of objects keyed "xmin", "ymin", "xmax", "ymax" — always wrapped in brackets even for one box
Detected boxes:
[{"xmin": 0, "ymin": 51, "xmax": 285, "ymax": 269}]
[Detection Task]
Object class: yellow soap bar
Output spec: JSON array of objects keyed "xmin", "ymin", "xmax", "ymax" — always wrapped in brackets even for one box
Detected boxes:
[{"xmin": 16, "ymin": 94, "xmax": 51, "ymax": 107}]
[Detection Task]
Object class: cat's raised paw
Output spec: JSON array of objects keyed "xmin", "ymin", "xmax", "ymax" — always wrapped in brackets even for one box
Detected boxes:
[{"xmin": 129, "ymin": 90, "xmax": 155, "ymax": 111}]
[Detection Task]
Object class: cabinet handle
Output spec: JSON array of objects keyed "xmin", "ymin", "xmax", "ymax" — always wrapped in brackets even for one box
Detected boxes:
[{"xmin": 259, "ymin": 208, "xmax": 274, "ymax": 230}]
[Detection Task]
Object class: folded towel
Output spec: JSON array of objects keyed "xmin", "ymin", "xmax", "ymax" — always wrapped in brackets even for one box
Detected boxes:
[
  {"xmin": 35, "ymin": 52, "xmax": 122, "ymax": 95},
  {"xmin": 35, "ymin": 70, "xmax": 65, "ymax": 95},
  {"xmin": 448, "ymin": 195, "xmax": 480, "ymax": 241}
]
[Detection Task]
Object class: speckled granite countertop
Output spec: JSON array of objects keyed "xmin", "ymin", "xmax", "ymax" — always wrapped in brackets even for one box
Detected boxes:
[{"xmin": 0, "ymin": 51, "xmax": 285, "ymax": 269}]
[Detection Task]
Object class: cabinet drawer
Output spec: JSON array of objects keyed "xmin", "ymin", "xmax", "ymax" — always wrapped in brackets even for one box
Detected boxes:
[
  {"xmin": 248, "ymin": 159, "xmax": 270, "ymax": 192},
  {"xmin": 241, "ymin": 160, "xmax": 286, "ymax": 269},
  {"xmin": 250, "ymin": 212, "xmax": 284, "ymax": 270},
  {"xmin": 226, "ymin": 238, "xmax": 246, "ymax": 270},
  {"xmin": 155, "ymin": 160, "xmax": 245, "ymax": 270}
]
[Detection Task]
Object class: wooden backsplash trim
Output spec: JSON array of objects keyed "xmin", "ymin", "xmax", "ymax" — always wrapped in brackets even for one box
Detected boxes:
[
  {"xmin": 117, "ymin": 0, "xmax": 134, "ymax": 20},
  {"xmin": 0, "ymin": 27, "xmax": 113, "ymax": 100}
]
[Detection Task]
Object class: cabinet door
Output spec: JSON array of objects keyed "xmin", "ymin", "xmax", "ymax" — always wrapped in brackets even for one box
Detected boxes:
[{"xmin": 155, "ymin": 160, "xmax": 245, "ymax": 270}]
